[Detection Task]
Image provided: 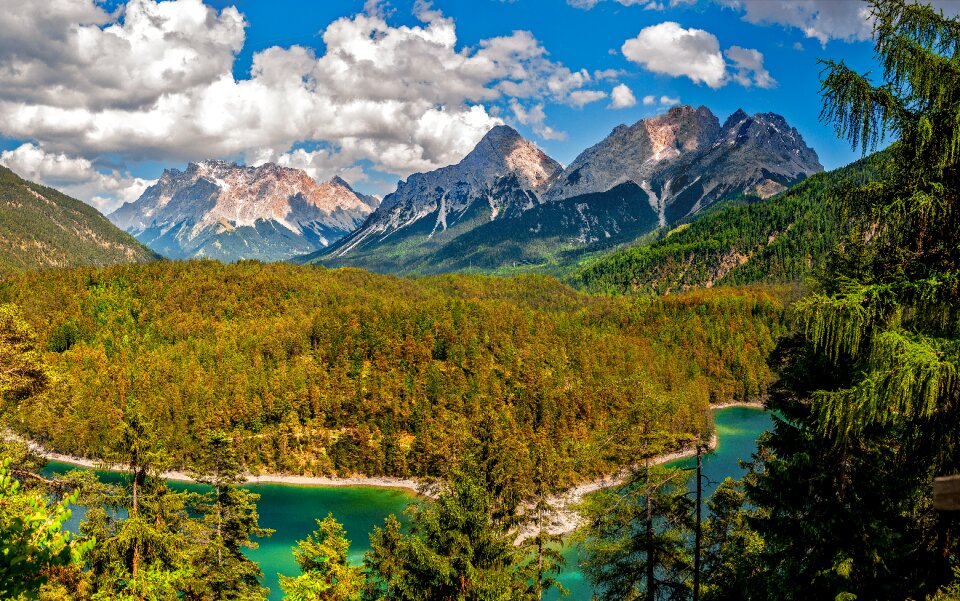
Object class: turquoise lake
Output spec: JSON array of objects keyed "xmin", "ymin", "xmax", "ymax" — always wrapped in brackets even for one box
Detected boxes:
[{"xmin": 45, "ymin": 405, "xmax": 772, "ymax": 601}]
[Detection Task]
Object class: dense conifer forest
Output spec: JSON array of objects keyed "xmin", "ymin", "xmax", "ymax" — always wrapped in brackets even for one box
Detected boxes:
[{"xmin": 0, "ymin": 261, "xmax": 784, "ymax": 482}]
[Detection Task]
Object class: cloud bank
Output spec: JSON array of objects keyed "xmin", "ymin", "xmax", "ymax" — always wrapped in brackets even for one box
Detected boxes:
[
  {"xmin": 621, "ymin": 22, "xmax": 773, "ymax": 90},
  {"xmin": 0, "ymin": 0, "xmax": 609, "ymax": 210}
]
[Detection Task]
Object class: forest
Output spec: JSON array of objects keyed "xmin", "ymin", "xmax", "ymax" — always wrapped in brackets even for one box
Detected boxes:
[{"xmin": 0, "ymin": 261, "xmax": 784, "ymax": 483}]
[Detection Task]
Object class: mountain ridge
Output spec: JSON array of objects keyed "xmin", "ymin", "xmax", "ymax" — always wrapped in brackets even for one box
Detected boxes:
[
  {"xmin": 308, "ymin": 106, "xmax": 821, "ymax": 273},
  {"xmin": 110, "ymin": 160, "xmax": 378, "ymax": 262}
]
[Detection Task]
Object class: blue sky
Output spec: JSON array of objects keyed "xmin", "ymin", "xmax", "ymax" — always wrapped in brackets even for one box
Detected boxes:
[
  {"xmin": 210, "ymin": 0, "xmax": 881, "ymax": 170},
  {"xmin": 0, "ymin": 0, "xmax": 944, "ymax": 211}
]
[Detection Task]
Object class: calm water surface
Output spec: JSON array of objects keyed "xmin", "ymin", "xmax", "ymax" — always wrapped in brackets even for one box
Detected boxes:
[{"xmin": 45, "ymin": 406, "xmax": 772, "ymax": 601}]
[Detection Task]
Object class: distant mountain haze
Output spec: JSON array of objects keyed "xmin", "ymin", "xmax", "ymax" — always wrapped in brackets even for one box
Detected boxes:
[{"xmin": 109, "ymin": 160, "xmax": 378, "ymax": 262}]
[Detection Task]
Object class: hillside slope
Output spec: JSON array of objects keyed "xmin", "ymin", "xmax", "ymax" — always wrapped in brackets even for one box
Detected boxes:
[
  {"xmin": 0, "ymin": 166, "xmax": 158, "ymax": 273},
  {"xmin": 569, "ymin": 151, "xmax": 885, "ymax": 295}
]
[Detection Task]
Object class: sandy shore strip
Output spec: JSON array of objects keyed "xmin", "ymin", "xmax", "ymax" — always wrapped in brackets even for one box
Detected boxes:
[
  {"xmin": 709, "ymin": 400, "xmax": 765, "ymax": 410},
  {"xmin": 3, "ymin": 429, "xmax": 423, "ymax": 492},
  {"xmin": 521, "ymin": 430, "xmax": 721, "ymax": 540}
]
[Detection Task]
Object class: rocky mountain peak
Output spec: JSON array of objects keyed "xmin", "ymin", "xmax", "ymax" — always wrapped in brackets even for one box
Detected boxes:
[
  {"xmin": 722, "ymin": 108, "xmax": 750, "ymax": 129},
  {"xmin": 545, "ymin": 105, "xmax": 720, "ymax": 201},
  {"xmin": 320, "ymin": 125, "xmax": 564, "ymax": 259},
  {"xmin": 458, "ymin": 124, "xmax": 562, "ymax": 193},
  {"xmin": 329, "ymin": 175, "xmax": 353, "ymax": 190},
  {"xmin": 109, "ymin": 160, "xmax": 376, "ymax": 262}
]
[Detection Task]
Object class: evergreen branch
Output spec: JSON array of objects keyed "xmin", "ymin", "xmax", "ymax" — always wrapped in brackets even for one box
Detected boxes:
[{"xmin": 819, "ymin": 60, "xmax": 906, "ymax": 155}]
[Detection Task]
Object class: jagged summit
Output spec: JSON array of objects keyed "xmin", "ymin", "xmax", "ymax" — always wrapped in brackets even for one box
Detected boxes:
[
  {"xmin": 438, "ymin": 124, "xmax": 562, "ymax": 194},
  {"xmin": 109, "ymin": 160, "xmax": 377, "ymax": 262},
  {"xmin": 546, "ymin": 105, "xmax": 721, "ymax": 201},
  {"xmin": 722, "ymin": 108, "xmax": 750, "ymax": 129},
  {"xmin": 314, "ymin": 124, "xmax": 562, "ymax": 263},
  {"xmin": 545, "ymin": 106, "xmax": 821, "ymax": 222}
]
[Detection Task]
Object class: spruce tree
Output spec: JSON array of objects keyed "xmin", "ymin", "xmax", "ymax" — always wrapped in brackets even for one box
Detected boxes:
[
  {"xmin": 579, "ymin": 392, "xmax": 700, "ymax": 601},
  {"xmin": 188, "ymin": 429, "xmax": 273, "ymax": 600},
  {"xmin": 280, "ymin": 514, "xmax": 364, "ymax": 601}
]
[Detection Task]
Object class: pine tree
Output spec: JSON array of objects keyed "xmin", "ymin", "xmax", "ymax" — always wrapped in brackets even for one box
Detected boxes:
[
  {"xmin": 280, "ymin": 514, "xmax": 365, "ymax": 601},
  {"xmin": 188, "ymin": 429, "xmax": 273, "ymax": 600},
  {"xmin": 741, "ymin": 1, "xmax": 960, "ymax": 598},
  {"xmin": 360, "ymin": 457, "xmax": 526, "ymax": 601},
  {"xmin": 516, "ymin": 437, "xmax": 568, "ymax": 601},
  {"xmin": 361, "ymin": 514, "xmax": 404, "ymax": 601},
  {"xmin": 579, "ymin": 392, "xmax": 700, "ymax": 601},
  {"xmin": 82, "ymin": 404, "xmax": 195, "ymax": 598}
]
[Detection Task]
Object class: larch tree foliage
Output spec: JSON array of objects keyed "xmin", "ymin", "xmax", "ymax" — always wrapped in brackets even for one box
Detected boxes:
[
  {"xmin": 0, "ymin": 305, "xmax": 92, "ymax": 599},
  {"xmin": 516, "ymin": 435, "xmax": 569, "ymax": 601},
  {"xmin": 741, "ymin": 1, "xmax": 960, "ymax": 599},
  {"xmin": 82, "ymin": 405, "xmax": 195, "ymax": 598},
  {"xmin": 579, "ymin": 388, "xmax": 706, "ymax": 601}
]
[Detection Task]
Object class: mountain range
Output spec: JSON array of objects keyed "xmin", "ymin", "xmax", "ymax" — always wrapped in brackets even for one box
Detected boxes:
[
  {"xmin": 0, "ymin": 165, "xmax": 157, "ymax": 273},
  {"xmin": 303, "ymin": 105, "xmax": 822, "ymax": 273},
  {"xmin": 3, "ymin": 104, "xmax": 822, "ymax": 272},
  {"xmin": 109, "ymin": 160, "xmax": 378, "ymax": 262},
  {"xmin": 570, "ymin": 151, "xmax": 884, "ymax": 295}
]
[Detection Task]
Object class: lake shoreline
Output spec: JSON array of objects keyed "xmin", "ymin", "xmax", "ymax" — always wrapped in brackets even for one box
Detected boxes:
[{"xmin": 11, "ymin": 401, "xmax": 767, "ymax": 502}]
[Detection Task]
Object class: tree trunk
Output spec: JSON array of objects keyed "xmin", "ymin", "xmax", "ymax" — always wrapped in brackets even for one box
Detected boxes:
[
  {"xmin": 646, "ymin": 454, "xmax": 655, "ymax": 601},
  {"xmin": 132, "ymin": 465, "xmax": 144, "ymax": 579},
  {"xmin": 694, "ymin": 444, "xmax": 702, "ymax": 601},
  {"xmin": 217, "ymin": 482, "xmax": 223, "ymax": 565}
]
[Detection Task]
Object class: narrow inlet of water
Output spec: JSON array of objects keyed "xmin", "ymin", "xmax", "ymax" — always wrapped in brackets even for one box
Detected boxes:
[{"xmin": 43, "ymin": 406, "xmax": 773, "ymax": 600}]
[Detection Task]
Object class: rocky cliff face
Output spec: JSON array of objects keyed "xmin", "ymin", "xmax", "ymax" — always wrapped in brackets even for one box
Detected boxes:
[
  {"xmin": 651, "ymin": 109, "xmax": 824, "ymax": 223},
  {"xmin": 546, "ymin": 105, "xmax": 721, "ymax": 204},
  {"xmin": 110, "ymin": 160, "xmax": 377, "ymax": 262},
  {"xmin": 547, "ymin": 105, "xmax": 822, "ymax": 225},
  {"xmin": 323, "ymin": 125, "xmax": 562, "ymax": 260}
]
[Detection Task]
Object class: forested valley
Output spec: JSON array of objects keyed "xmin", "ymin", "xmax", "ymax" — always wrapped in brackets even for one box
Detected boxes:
[
  {"xmin": 3, "ymin": 1, "xmax": 960, "ymax": 600},
  {"xmin": 0, "ymin": 261, "xmax": 783, "ymax": 482}
]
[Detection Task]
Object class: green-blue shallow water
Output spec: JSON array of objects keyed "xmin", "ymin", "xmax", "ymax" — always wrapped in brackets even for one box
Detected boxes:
[{"xmin": 44, "ymin": 406, "xmax": 772, "ymax": 601}]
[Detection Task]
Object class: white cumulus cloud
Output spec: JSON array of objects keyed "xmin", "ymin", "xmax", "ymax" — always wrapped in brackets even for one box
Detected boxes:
[
  {"xmin": 0, "ymin": 0, "xmax": 605, "ymax": 208},
  {"xmin": 568, "ymin": 0, "xmax": 696, "ymax": 9},
  {"xmin": 622, "ymin": 22, "xmax": 728, "ymax": 88},
  {"xmin": 0, "ymin": 143, "xmax": 154, "ymax": 213},
  {"xmin": 621, "ymin": 22, "xmax": 772, "ymax": 91},
  {"xmin": 609, "ymin": 84, "xmax": 637, "ymax": 109},
  {"xmin": 573, "ymin": 0, "xmax": 960, "ymax": 44},
  {"xmin": 719, "ymin": 0, "xmax": 960, "ymax": 45},
  {"xmin": 725, "ymin": 45, "xmax": 776, "ymax": 88}
]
